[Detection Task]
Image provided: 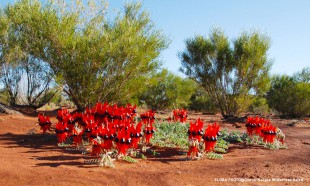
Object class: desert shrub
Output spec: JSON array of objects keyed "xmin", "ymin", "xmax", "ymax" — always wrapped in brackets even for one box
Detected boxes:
[
  {"xmin": 267, "ymin": 71, "xmax": 310, "ymax": 118},
  {"xmin": 188, "ymin": 86, "xmax": 218, "ymax": 114},
  {"xmin": 139, "ymin": 69, "xmax": 196, "ymax": 110},
  {"xmin": 248, "ymin": 97, "xmax": 270, "ymax": 115}
]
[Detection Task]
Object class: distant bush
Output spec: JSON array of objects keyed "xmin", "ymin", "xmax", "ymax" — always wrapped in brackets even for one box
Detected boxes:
[
  {"xmin": 188, "ymin": 87, "xmax": 218, "ymax": 114},
  {"xmin": 248, "ymin": 97, "xmax": 270, "ymax": 115},
  {"xmin": 267, "ymin": 68, "xmax": 310, "ymax": 118},
  {"xmin": 139, "ymin": 69, "xmax": 196, "ymax": 110}
]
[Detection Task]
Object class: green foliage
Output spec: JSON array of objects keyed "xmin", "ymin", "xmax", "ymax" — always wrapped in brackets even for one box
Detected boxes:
[
  {"xmin": 122, "ymin": 156, "xmax": 137, "ymax": 163},
  {"xmin": 267, "ymin": 70, "xmax": 310, "ymax": 118},
  {"xmin": 0, "ymin": 88, "xmax": 10, "ymax": 105},
  {"xmin": 248, "ymin": 96, "xmax": 270, "ymax": 115},
  {"xmin": 0, "ymin": 0, "xmax": 57, "ymax": 108},
  {"xmin": 263, "ymin": 140, "xmax": 287, "ymax": 150},
  {"xmin": 219, "ymin": 128, "xmax": 248, "ymax": 143},
  {"xmin": 214, "ymin": 138, "xmax": 229, "ymax": 153},
  {"xmin": 139, "ymin": 69, "xmax": 197, "ymax": 110},
  {"xmin": 293, "ymin": 67, "xmax": 310, "ymax": 83},
  {"xmin": 188, "ymin": 86, "xmax": 218, "ymax": 113},
  {"xmin": 133, "ymin": 151, "xmax": 147, "ymax": 159},
  {"xmin": 205, "ymin": 152, "xmax": 223, "ymax": 159},
  {"xmin": 150, "ymin": 122, "xmax": 189, "ymax": 149},
  {"xmin": 1, "ymin": 0, "xmax": 168, "ymax": 110},
  {"xmin": 0, "ymin": 63, "xmax": 23, "ymax": 105},
  {"xmin": 179, "ymin": 27, "xmax": 272, "ymax": 117}
]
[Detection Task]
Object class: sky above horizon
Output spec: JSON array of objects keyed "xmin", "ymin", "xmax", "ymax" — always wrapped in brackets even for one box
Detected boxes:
[{"xmin": 1, "ymin": 0, "xmax": 309, "ymax": 76}]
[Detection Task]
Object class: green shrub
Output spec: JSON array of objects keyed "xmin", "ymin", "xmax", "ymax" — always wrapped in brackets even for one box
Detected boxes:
[{"xmin": 267, "ymin": 72, "xmax": 310, "ymax": 118}]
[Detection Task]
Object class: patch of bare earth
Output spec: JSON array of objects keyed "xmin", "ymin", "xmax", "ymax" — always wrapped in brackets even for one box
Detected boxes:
[{"xmin": 0, "ymin": 113, "xmax": 309, "ymax": 186}]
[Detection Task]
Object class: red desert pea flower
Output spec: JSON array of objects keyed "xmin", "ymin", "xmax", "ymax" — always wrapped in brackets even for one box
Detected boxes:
[
  {"xmin": 55, "ymin": 121, "xmax": 69, "ymax": 143},
  {"xmin": 38, "ymin": 113, "xmax": 52, "ymax": 134},
  {"xmin": 203, "ymin": 123, "xmax": 220, "ymax": 152},
  {"xmin": 187, "ymin": 118, "xmax": 204, "ymax": 158},
  {"xmin": 130, "ymin": 121, "xmax": 143, "ymax": 149}
]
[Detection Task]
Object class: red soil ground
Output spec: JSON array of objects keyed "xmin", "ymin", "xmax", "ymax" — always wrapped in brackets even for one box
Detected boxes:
[{"xmin": 0, "ymin": 112, "xmax": 309, "ymax": 186}]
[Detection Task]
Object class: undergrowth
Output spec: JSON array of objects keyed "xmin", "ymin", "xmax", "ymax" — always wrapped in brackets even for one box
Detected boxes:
[{"xmin": 151, "ymin": 122, "xmax": 189, "ymax": 149}]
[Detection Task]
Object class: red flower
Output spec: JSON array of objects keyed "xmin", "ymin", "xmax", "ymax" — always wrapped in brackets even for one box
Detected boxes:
[
  {"xmin": 115, "ymin": 128, "xmax": 131, "ymax": 156},
  {"xmin": 203, "ymin": 123, "xmax": 220, "ymax": 152},
  {"xmin": 187, "ymin": 118, "xmax": 204, "ymax": 158},
  {"xmin": 187, "ymin": 139, "xmax": 199, "ymax": 158},
  {"xmin": 91, "ymin": 137, "xmax": 104, "ymax": 156},
  {"xmin": 188, "ymin": 119, "xmax": 203, "ymax": 142},
  {"xmin": 101, "ymin": 123, "xmax": 116, "ymax": 150},
  {"xmin": 62, "ymin": 114, "xmax": 75, "ymax": 133},
  {"xmin": 261, "ymin": 124, "xmax": 277, "ymax": 143},
  {"xmin": 55, "ymin": 121, "xmax": 69, "ymax": 143},
  {"xmin": 140, "ymin": 110, "xmax": 155, "ymax": 125},
  {"xmin": 130, "ymin": 122, "xmax": 143, "ymax": 149},
  {"xmin": 172, "ymin": 109, "xmax": 188, "ymax": 123},
  {"xmin": 38, "ymin": 114, "xmax": 52, "ymax": 134},
  {"xmin": 144, "ymin": 124, "xmax": 155, "ymax": 144},
  {"xmin": 72, "ymin": 126, "xmax": 83, "ymax": 146}
]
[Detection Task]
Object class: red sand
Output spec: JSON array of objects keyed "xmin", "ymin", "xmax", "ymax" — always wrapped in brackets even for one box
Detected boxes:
[{"xmin": 0, "ymin": 113, "xmax": 309, "ymax": 186}]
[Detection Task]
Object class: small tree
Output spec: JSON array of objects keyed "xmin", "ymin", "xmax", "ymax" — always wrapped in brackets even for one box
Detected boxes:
[
  {"xmin": 23, "ymin": 57, "xmax": 57, "ymax": 109},
  {"xmin": 139, "ymin": 69, "xmax": 197, "ymax": 110},
  {"xmin": 5, "ymin": 0, "xmax": 168, "ymax": 110},
  {"xmin": 0, "ymin": 63, "xmax": 23, "ymax": 106},
  {"xmin": 179, "ymin": 28, "xmax": 272, "ymax": 118},
  {"xmin": 0, "ymin": 0, "xmax": 57, "ymax": 109}
]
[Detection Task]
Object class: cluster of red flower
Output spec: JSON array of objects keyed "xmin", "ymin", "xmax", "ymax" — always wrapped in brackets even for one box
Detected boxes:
[
  {"xmin": 173, "ymin": 109, "xmax": 188, "ymax": 123},
  {"xmin": 203, "ymin": 123, "xmax": 220, "ymax": 152},
  {"xmin": 39, "ymin": 102, "xmax": 157, "ymax": 157},
  {"xmin": 38, "ymin": 114, "xmax": 52, "ymax": 134},
  {"xmin": 246, "ymin": 116, "xmax": 284, "ymax": 144},
  {"xmin": 187, "ymin": 119, "xmax": 220, "ymax": 158},
  {"xmin": 140, "ymin": 110, "xmax": 156, "ymax": 144},
  {"xmin": 167, "ymin": 109, "xmax": 188, "ymax": 123},
  {"xmin": 187, "ymin": 118, "xmax": 204, "ymax": 157}
]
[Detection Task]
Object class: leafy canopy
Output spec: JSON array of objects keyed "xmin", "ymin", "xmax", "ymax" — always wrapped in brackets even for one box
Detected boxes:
[
  {"xmin": 3, "ymin": 0, "xmax": 168, "ymax": 110},
  {"xmin": 179, "ymin": 28, "xmax": 272, "ymax": 117}
]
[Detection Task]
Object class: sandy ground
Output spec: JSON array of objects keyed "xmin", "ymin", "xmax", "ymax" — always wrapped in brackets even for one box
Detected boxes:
[{"xmin": 0, "ymin": 112, "xmax": 309, "ymax": 186}]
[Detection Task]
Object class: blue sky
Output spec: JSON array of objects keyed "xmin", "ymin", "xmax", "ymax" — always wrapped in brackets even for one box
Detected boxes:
[{"xmin": 1, "ymin": 0, "xmax": 309, "ymax": 76}]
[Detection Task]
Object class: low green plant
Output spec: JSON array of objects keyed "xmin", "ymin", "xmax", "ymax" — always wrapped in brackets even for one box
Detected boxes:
[
  {"xmin": 133, "ymin": 151, "xmax": 147, "ymax": 159},
  {"xmin": 205, "ymin": 152, "xmax": 223, "ymax": 159},
  {"xmin": 263, "ymin": 140, "xmax": 288, "ymax": 150},
  {"xmin": 122, "ymin": 156, "xmax": 137, "ymax": 163},
  {"xmin": 150, "ymin": 122, "xmax": 189, "ymax": 149},
  {"xmin": 214, "ymin": 138, "xmax": 229, "ymax": 153},
  {"xmin": 220, "ymin": 129, "xmax": 248, "ymax": 143}
]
